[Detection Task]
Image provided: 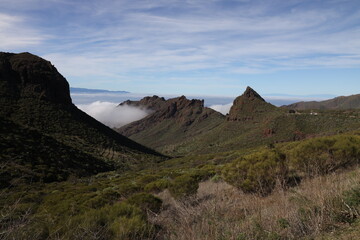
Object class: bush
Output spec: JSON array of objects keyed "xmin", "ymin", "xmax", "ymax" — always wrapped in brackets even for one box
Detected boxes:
[
  {"xmin": 136, "ymin": 174, "xmax": 162, "ymax": 186},
  {"xmin": 290, "ymin": 135, "xmax": 360, "ymax": 176},
  {"xmin": 144, "ymin": 178, "xmax": 170, "ymax": 193},
  {"xmin": 66, "ymin": 202, "xmax": 156, "ymax": 240},
  {"xmin": 169, "ymin": 174, "xmax": 199, "ymax": 199},
  {"xmin": 222, "ymin": 149, "xmax": 288, "ymax": 195},
  {"xmin": 126, "ymin": 193, "xmax": 162, "ymax": 213}
]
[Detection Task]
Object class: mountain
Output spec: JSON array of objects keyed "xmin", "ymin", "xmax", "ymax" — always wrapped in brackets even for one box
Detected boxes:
[
  {"xmin": 227, "ymin": 86, "xmax": 279, "ymax": 121},
  {"xmin": 116, "ymin": 95, "xmax": 225, "ymax": 154},
  {"xmin": 286, "ymin": 94, "xmax": 360, "ymax": 110},
  {"xmin": 0, "ymin": 52, "xmax": 164, "ymax": 186},
  {"xmin": 119, "ymin": 95, "xmax": 167, "ymax": 111},
  {"xmin": 0, "ymin": 116, "xmax": 113, "ymax": 187},
  {"xmin": 118, "ymin": 87, "xmax": 360, "ymax": 156}
]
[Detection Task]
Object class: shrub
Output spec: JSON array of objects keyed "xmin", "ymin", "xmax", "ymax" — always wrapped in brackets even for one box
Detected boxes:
[
  {"xmin": 66, "ymin": 202, "xmax": 155, "ymax": 240},
  {"xmin": 144, "ymin": 178, "xmax": 170, "ymax": 193},
  {"xmin": 290, "ymin": 135, "xmax": 360, "ymax": 176},
  {"xmin": 169, "ymin": 174, "xmax": 199, "ymax": 199},
  {"xmin": 136, "ymin": 174, "xmax": 162, "ymax": 186},
  {"xmin": 126, "ymin": 193, "xmax": 162, "ymax": 213},
  {"xmin": 222, "ymin": 149, "xmax": 288, "ymax": 195}
]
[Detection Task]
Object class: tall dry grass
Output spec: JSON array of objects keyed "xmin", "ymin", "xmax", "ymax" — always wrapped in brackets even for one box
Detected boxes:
[{"xmin": 152, "ymin": 168, "xmax": 360, "ymax": 240}]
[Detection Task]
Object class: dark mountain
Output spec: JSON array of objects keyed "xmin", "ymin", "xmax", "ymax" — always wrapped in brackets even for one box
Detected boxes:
[
  {"xmin": 0, "ymin": 52, "xmax": 164, "ymax": 186},
  {"xmin": 0, "ymin": 116, "xmax": 113, "ymax": 187},
  {"xmin": 116, "ymin": 95, "xmax": 225, "ymax": 154},
  {"xmin": 285, "ymin": 94, "xmax": 360, "ymax": 110}
]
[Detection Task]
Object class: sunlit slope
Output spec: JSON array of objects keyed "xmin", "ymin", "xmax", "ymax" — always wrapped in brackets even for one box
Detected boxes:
[
  {"xmin": 119, "ymin": 87, "xmax": 360, "ymax": 156},
  {"xmin": 286, "ymin": 94, "xmax": 360, "ymax": 110}
]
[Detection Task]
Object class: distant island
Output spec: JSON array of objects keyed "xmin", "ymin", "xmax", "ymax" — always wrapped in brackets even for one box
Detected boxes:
[{"xmin": 70, "ymin": 87, "xmax": 129, "ymax": 94}]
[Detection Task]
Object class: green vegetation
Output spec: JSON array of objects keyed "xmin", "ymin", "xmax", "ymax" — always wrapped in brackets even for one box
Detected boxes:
[
  {"xmin": 290, "ymin": 135, "xmax": 360, "ymax": 176},
  {"xmin": 2, "ymin": 52, "xmax": 360, "ymax": 239},
  {"xmin": 222, "ymin": 149, "xmax": 288, "ymax": 195},
  {"xmin": 222, "ymin": 134, "xmax": 360, "ymax": 195}
]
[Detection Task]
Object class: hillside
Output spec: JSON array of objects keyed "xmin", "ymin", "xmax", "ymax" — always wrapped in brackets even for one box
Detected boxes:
[
  {"xmin": 118, "ymin": 87, "xmax": 360, "ymax": 156},
  {"xmin": 0, "ymin": 116, "xmax": 113, "ymax": 187},
  {"xmin": 117, "ymin": 95, "xmax": 225, "ymax": 154},
  {"xmin": 286, "ymin": 93, "xmax": 360, "ymax": 110},
  {"xmin": 1, "ymin": 52, "xmax": 360, "ymax": 240},
  {"xmin": 0, "ymin": 52, "xmax": 165, "ymax": 186}
]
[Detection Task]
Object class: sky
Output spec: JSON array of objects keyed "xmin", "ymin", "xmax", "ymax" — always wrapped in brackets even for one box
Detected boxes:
[{"xmin": 1, "ymin": 0, "xmax": 360, "ymax": 98}]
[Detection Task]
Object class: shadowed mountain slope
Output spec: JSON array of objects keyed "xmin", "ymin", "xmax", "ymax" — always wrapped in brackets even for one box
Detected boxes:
[
  {"xmin": 0, "ymin": 52, "xmax": 165, "ymax": 186},
  {"xmin": 286, "ymin": 94, "xmax": 360, "ymax": 110}
]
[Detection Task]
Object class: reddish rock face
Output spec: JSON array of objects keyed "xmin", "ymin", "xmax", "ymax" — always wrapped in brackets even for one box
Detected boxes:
[
  {"xmin": 0, "ymin": 52, "xmax": 72, "ymax": 105},
  {"xmin": 227, "ymin": 86, "xmax": 277, "ymax": 121}
]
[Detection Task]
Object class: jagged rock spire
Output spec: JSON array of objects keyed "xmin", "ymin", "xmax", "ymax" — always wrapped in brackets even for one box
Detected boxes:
[{"xmin": 227, "ymin": 86, "xmax": 276, "ymax": 121}]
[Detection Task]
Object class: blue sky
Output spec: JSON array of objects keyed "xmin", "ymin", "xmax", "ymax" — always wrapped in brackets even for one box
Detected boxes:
[{"xmin": 1, "ymin": 0, "xmax": 359, "ymax": 97}]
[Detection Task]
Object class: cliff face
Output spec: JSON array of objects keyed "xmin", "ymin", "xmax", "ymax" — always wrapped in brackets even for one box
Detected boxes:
[
  {"xmin": 119, "ymin": 95, "xmax": 166, "ymax": 111},
  {"xmin": 118, "ymin": 95, "xmax": 222, "ymax": 137},
  {"xmin": 227, "ymin": 86, "xmax": 277, "ymax": 121},
  {"xmin": 0, "ymin": 52, "xmax": 72, "ymax": 105},
  {"xmin": 116, "ymin": 95, "xmax": 225, "ymax": 154},
  {"xmin": 0, "ymin": 52, "xmax": 165, "ymax": 179}
]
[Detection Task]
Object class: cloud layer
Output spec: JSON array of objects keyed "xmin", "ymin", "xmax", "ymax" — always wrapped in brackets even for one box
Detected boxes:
[
  {"xmin": 77, "ymin": 101, "xmax": 150, "ymax": 128},
  {"xmin": 209, "ymin": 103, "xmax": 233, "ymax": 115}
]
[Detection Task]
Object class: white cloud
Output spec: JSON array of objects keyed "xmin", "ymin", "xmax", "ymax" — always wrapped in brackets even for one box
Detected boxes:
[
  {"xmin": 1, "ymin": 0, "xmax": 360, "ymax": 94},
  {"xmin": 209, "ymin": 103, "xmax": 233, "ymax": 115},
  {"xmin": 0, "ymin": 13, "xmax": 45, "ymax": 50},
  {"xmin": 76, "ymin": 101, "xmax": 151, "ymax": 128}
]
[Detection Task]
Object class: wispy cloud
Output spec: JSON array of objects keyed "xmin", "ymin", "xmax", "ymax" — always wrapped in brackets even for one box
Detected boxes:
[
  {"xmin": 1, "ymin": 0, "xmax": 359, "ymax": 95},
  {"xmin": 0, "ymin": 13, "xmax": 46, "ymax": 49}
]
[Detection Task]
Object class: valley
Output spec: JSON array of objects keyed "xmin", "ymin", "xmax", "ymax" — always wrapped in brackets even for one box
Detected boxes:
[{"xmin": 1, "ymin": 53, "xmax": 360, "ymax": 240}]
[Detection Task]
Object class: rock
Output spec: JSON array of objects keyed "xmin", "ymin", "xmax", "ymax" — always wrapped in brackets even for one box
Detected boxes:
[
  {"xmin": 227, "ymin": 86, "xmax": 277, "ymax": 121},
  {"xmin": 0, "ymin": 52, "xmax": 72, "ymax": 105}
]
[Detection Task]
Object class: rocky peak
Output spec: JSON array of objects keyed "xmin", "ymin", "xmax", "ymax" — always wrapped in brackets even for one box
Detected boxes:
[
  {"xmin": 227, "ymin": 86, "xmax": 276, "ymax": 121},
  {"xmin": 153, "ymin": 96, "xmax": 205, "ymax": 120},
  {"xmin": 117, "ymin": 95, "xmax": 222, "ymax": 136},
  {"xmin": 243, "ymin": 86, "xmax": 265, "ymax": 101},
  {"xmin": 0, "ymin": 52, "xmax": 72, "ymax": 105},
  {"xmin": 119, "ymin": 95, "xmax": 166, "ymax": 111}
]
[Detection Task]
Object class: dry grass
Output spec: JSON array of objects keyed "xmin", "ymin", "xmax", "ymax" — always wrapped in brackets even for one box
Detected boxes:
[{"xmin": 151, "ymin": 168, "xmax": 360, "ymax": 240}]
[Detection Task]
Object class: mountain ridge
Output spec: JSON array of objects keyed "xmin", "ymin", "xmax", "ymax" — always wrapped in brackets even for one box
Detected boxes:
[
  {"xmin": 285, "ymin": 93, "xmax": 360, "ymax": 110},
  {"xmin": 0, "ymin": 52, "xmax": 165, "ymax": 186}
]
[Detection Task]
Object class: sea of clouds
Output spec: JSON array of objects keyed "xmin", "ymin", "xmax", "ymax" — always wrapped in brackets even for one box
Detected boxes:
[
  {"xmin": 77, "ymin": 101, "xmax": 151, "ymax": 128},
  {"xmin": 73, "ymin": 90, "xmax": 331, "ymax": 127}
]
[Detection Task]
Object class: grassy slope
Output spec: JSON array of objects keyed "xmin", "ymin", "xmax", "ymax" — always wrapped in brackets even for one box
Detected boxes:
[
  {"xmin": 286, "ymin": 94, "xmax": 360, "ymax": 110},
  {"xmin": 2, "ymin": 132, "xmax": 360, "ymax": 239},
  {"xmin": 0, "ymin": 116, "xmax": 113, "ymax": 187},
  {"xmin": 152, "ymin": 109, "xmax": 360, "ymax": 156}
]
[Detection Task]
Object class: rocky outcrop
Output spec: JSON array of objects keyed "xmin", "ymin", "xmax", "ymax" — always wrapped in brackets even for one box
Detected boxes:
[
  {"xmin": 0, "ymin": 52, "xmax": 72, "ymax": 105},
  {"xmin": 120, "ymin": 95, "xmax": 166, "ymax": 111},
  {"xmin": 0, "ymin": 52, "xmax": 164, "ymax": 161},
  {"xmin": 227, "ymin": 86, "xmax": 278, "ymax": 121},
  {"xmin": 117, "ymin": 95, "xmax": 224, "ymax": 136}
]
